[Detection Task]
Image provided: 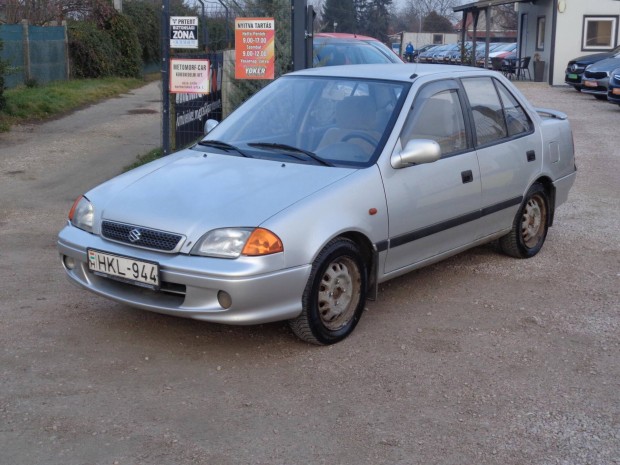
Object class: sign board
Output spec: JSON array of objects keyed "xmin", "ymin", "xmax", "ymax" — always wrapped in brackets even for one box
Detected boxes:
[
  {"xmin": 169, "ymin": 58, "xmax": 210, "ymax": 94},
  {"xmin": 235, "ymin": 18, "xmax": 275, "ymax": 80},
  {"xmin": 170, "ymin": 16, "xmax": 198, "ymax": 49},
  {"xmin": 173, "ymin": 53, "xmax": 223, "ymax": 150}
]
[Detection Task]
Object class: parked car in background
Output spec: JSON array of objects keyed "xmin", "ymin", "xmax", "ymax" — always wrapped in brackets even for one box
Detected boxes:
[
  {"xmin": 418, "ymin": 44, "xmax": 441, "ymax": 63},
  {"xmin": 607, "ymin": 67, "xmax": 620, "ymax": 105},
  {"xmin": 429, "ymin": 44, "xmax": 455, "ymax": 63},
  {"xmin": 411, "ymin": 44, "xmax": 436, "ymax": 63},
  {"xmin": 581, "ymin": 56, "xmax": 620, "ymax": 100},
  {"xmin": 58, "ymin": 64, "xmax": 576, "ymax": 345},
  {"xmin": 486, "ymin": 43, "xmax": 517, "ymax": 68},
  {"xmin": 432, "ymin": 43, "xmax": 460, "ymax": 64},
  {"xmin": 475, "ymin": 42, "xmax": 504, "ymax": 67},
  {"xmin": 313, "ymin": 33, "xmax": 402, "ymax": 67},
  {"xmin": 565, "ymin": 45, "xmax": 620, "ymax": 92}
]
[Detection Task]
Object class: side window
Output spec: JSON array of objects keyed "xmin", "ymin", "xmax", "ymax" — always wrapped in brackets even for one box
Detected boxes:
[
  {"xmin": 400, "ymin": 86, "xmax": 468, "ymax": 157},
  {"xmin": 462, "ymin": 77, "xmax": 508, "ymax": 146},
  {"xmin": 495, "ymin": 81, "xmax": 534, "ymax": 137}
]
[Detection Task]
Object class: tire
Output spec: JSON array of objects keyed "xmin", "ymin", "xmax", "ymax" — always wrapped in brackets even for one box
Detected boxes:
[
  {"xmin": 575, "ymin": 87, "xmax": 582, "ymax": 93},
  {"xmin": 289, "ymin": 238, "xmax": 367, "ymax": 345},
  {"xmin": 594, "ymin": 95, "xmax": 607, "ymax": 100},
  {"xmin": 499, "ymin": 183, "xmax": 550, "ymax": 259}
]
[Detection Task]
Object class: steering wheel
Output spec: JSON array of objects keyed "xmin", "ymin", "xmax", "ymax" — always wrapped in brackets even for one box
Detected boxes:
[{"xmin": 341, "ymin": 132, "xmax": 380, "ymax": 146}]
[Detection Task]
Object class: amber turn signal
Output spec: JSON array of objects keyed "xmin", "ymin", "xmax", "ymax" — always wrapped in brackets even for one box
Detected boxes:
[
  {"xmin": 68, "ymin": 195, "xmax": 83, "ymax": 221},
  {"xmin": 242, "ymin": 228, "xmax": 283, "ymax": 256}
]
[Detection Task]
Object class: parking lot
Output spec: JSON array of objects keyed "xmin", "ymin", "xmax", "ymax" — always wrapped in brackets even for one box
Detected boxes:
[{"xmin": 1, "ymin": 80, "xmax": 618, "ymax": 465}]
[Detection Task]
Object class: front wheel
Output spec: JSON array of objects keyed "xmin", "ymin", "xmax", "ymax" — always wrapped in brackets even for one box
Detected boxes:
[
  {"xmin": 289, "ymin": 238, "xmax": 367, "ymax": 345},
  {"xmin": 499, "ymin": 184, "xmax": 550, "ymax": 258}
]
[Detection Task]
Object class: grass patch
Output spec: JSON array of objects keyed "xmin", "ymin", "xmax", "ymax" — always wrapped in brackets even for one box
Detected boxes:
[
  {"xmin": 124, "ymin": 147, "xmax": 164, "ymax": 171},
  {"xmin": 0, "ymin": 76, "xmax": 157, "ymax": 131}
]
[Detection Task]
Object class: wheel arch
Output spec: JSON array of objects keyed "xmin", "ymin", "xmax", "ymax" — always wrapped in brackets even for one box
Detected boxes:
[
  {"xmin": 532, "ymin": 175, "xmax": 556, "ymax": 226},
  {"xmin": 337, "ymin": 231, "xmax": 378, "ymax": 301}
]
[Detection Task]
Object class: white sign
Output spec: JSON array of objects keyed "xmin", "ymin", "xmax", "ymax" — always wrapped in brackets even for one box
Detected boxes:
[
  {"xmin": 170, "ymin": 16, "xmax": 199, "ymax": 49},
  {"xmin": 169, "ymin": 58, "xmax": 210, "ymax": 94}
]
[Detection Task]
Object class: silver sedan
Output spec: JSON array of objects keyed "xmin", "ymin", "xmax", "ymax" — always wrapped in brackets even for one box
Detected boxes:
[{"xmin": 58, "ymin": 64, "xmax": 577, "ymax": 344}]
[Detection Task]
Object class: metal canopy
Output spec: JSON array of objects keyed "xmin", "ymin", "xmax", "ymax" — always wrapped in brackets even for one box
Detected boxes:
[
  {"xmin": 453, "ymin": 0, "xmax": 533, "ymax": 68},
  {"xmin": 454, "ymin": 0, "xmax": 532, "ymax": 13}
]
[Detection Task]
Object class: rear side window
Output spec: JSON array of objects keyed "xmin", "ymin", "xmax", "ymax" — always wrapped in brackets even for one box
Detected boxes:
[
  {"xmin": 462, "ymin": 77, "xmax": 507, "ymax": 146},
  {"xmin": 495, "ymin": 81, "xmax": 534, "ymax": 136}
]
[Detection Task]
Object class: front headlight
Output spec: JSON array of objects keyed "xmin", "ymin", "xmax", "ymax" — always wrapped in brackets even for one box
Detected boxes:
[
  {"xmin": 191, "ymin": 227, "xmax": 283, "ymax": 258},
  {"xmin": 68, "ymin": 195, "xmax": 94, "ymax": 233}
]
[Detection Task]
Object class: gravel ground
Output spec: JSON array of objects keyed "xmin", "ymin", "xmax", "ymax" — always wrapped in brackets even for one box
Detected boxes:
[{"xmin": 0, "ymin": 80, "xmax": 618, "ymax": 465}]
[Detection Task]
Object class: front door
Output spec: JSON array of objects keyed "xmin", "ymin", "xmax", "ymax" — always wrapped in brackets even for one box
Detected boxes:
[{"xmin": 381, "ymin": 79, "xmax": 482, "ymax": 274}]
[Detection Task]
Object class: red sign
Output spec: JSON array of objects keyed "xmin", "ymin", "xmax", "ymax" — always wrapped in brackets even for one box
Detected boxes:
[{"xmin": 235, "ymin": 18, "xmax": 275, "ymax": 80}]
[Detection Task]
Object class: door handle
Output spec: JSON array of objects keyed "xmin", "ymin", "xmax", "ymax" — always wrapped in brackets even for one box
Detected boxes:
[
  {"xmin": 461, "ymin": 170, "xmax": 473, "ymax": 184},
  {"xmin": 527, "ymin": 150, "xmax": 536, "ymax": 162}
]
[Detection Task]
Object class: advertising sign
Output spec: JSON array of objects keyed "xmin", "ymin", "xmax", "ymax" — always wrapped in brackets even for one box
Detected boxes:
[
  {"xmin": 235, "ymin": 18, "xmax": 275, "ymax": 80},
  {"xmin": 170, "ymin": 58, "xmax": 210, "ymax": 94},
  {"xmin": 170, "ymin": 16, "xmax": 199, "ymax": 49},
  {"xmin": 173, "ymin": 53, "xmax": 223, "ymax": 150}
]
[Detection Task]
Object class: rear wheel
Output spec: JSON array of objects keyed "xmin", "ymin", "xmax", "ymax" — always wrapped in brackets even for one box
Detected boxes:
[
  {"xmin": 289, "ymin": 238, "xmax": 367, "ymax": 345},
  {"xmin": 500, "ymin": 184, "xmax": 550, "ymax": 258}
]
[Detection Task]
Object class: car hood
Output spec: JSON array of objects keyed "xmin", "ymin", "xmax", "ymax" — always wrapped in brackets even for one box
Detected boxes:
[
  {"xmin": 571, "ymin": 52, "xmax": 615, "ymax": 65},
  {"xmin": 586, "ymin": 57, "xmax": 620, "ymax": 72},
  {"xmin": 90, "ymin": 150, "xmax": 356, "ymax": 242}
]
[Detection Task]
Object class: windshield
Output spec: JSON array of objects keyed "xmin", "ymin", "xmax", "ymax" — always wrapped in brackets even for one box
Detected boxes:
[
  {"xmin": 198, "ymin": 75, "xmax": 410, "ymax": 168},
  {"xmin": 364, "ymin": 40, "xmax": 402, "ymax": 63}
]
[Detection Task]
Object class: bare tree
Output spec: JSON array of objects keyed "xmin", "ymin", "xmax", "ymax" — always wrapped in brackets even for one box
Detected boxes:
[
  {"xmin": 1, "ymin": 0, "xmax": 106, "ymax": 25},
  {"xmin": 402, "ymin": 0, "xmax": 464, "ymax": 22},
  {"xmin": 493, "ymin": 4, "xmax": 517, "ymax": 30}
]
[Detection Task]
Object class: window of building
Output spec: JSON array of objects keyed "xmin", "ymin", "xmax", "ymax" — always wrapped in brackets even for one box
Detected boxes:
[
  {"xmin": 536, "ymin": 16, "xmax": 546, "ymax": 51},
  {"xmin": 582, "ymin": 16, "xmax": 618, "ymax": 50}
]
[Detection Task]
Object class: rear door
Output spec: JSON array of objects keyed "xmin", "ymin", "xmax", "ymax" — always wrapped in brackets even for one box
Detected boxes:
[{"xmin": 460, "ymin": 76, "xmax": 541, "ymax": 236}]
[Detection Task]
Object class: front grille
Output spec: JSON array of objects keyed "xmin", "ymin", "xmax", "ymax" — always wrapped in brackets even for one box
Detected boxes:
[
  {"xmin": 566, "ymin": 65, "xmax": 585, "ymax": 73},
  {"xmin": 101, "ymin": 220, "xmax": 183, "ymax": 252},
  {"xmin": 584, "ymin": 71, "xmax": 608, "ymax": 80}
]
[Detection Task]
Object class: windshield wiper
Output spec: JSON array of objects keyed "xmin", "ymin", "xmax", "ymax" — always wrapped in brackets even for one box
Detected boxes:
[
  {"xmin": 248, "ymin": 142, "xmax": 334, "ymax": 167},
  {"xmin": 197, "ymin": 140, "xmax": 252, "ymax": 158}
]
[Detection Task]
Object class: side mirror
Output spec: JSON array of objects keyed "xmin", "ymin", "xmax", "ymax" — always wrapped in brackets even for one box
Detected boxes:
[
  {"xmin": 204, "ymin": 119, "xmax": 219, "ymax": 135},
  {"xmin": 391, "ymin": 139, "xmax": 441, "ymax": 169}
]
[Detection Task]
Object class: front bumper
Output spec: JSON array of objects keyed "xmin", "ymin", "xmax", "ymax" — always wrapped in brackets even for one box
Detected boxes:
[
  {"xmin": 565, "ymin": 70, "xmax": 583, "ymax": 88},
  {"xmin": 581, "ymin": 77, "xmax": 609, "ymax": 96},
  {"xmin": 58, "ymin": 224, "xmax": 311, "ymax": 325}
]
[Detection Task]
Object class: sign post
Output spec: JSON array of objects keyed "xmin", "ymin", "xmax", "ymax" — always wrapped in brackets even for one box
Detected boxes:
[{"xmin": 161, "ymin": 0, "xmax": 170, "ymax": 155}]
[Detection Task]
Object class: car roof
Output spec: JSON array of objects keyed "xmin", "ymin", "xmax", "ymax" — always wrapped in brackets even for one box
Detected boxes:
[
  {"xmin": 290, "ymin": 63, "xmax": 491, "ymax": 81},
  {"xmin": 314, "ymin": 32, "xmax": 380, "ymax": 42}
]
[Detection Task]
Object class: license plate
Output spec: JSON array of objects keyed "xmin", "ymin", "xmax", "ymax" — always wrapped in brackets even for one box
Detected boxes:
[
  {"xmin": 88, "ymin": 249, "xmax": 159, "ymax": 289},
  {"xmin": 584, "ymin": 80, "xmax": 597, "ymax": 87},
  {"xmin": 613, "ymin": 88, "xmax": 620, "ymax": 95},
  {"xmin": 567, "ymin": 73, "xmax": 578, "ymax": 79}
]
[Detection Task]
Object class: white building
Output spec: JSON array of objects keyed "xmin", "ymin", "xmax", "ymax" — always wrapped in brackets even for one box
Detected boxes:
[{"xmin": 455, "ymin": 0, "xmax": 620, "ymax": 85}]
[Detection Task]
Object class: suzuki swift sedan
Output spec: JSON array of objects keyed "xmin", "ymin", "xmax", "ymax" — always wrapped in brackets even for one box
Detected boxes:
[{"xmin": 58, "ymin": 65, "xmax": 576, "ymax": 345}]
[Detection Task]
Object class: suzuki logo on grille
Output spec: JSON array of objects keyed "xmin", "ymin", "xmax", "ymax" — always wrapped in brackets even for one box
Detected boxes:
[{"xmin": 128, "ymin": 228, "xmax": 142, "ymax": 243}]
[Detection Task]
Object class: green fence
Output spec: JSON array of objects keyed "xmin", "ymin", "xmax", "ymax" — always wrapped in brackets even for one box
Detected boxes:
[{"xmin": 0, "ymin": 22, "xmax": 68, "ymax": 88}]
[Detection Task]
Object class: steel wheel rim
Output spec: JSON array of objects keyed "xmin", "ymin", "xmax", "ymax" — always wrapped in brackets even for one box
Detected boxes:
[
  {"xmin": 317, "ymin": 256, "xmax": 361, "ymax": 331},
  {"xmin": 521, "ymin": 193, "xmax": 546, "ymax": 248}
]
